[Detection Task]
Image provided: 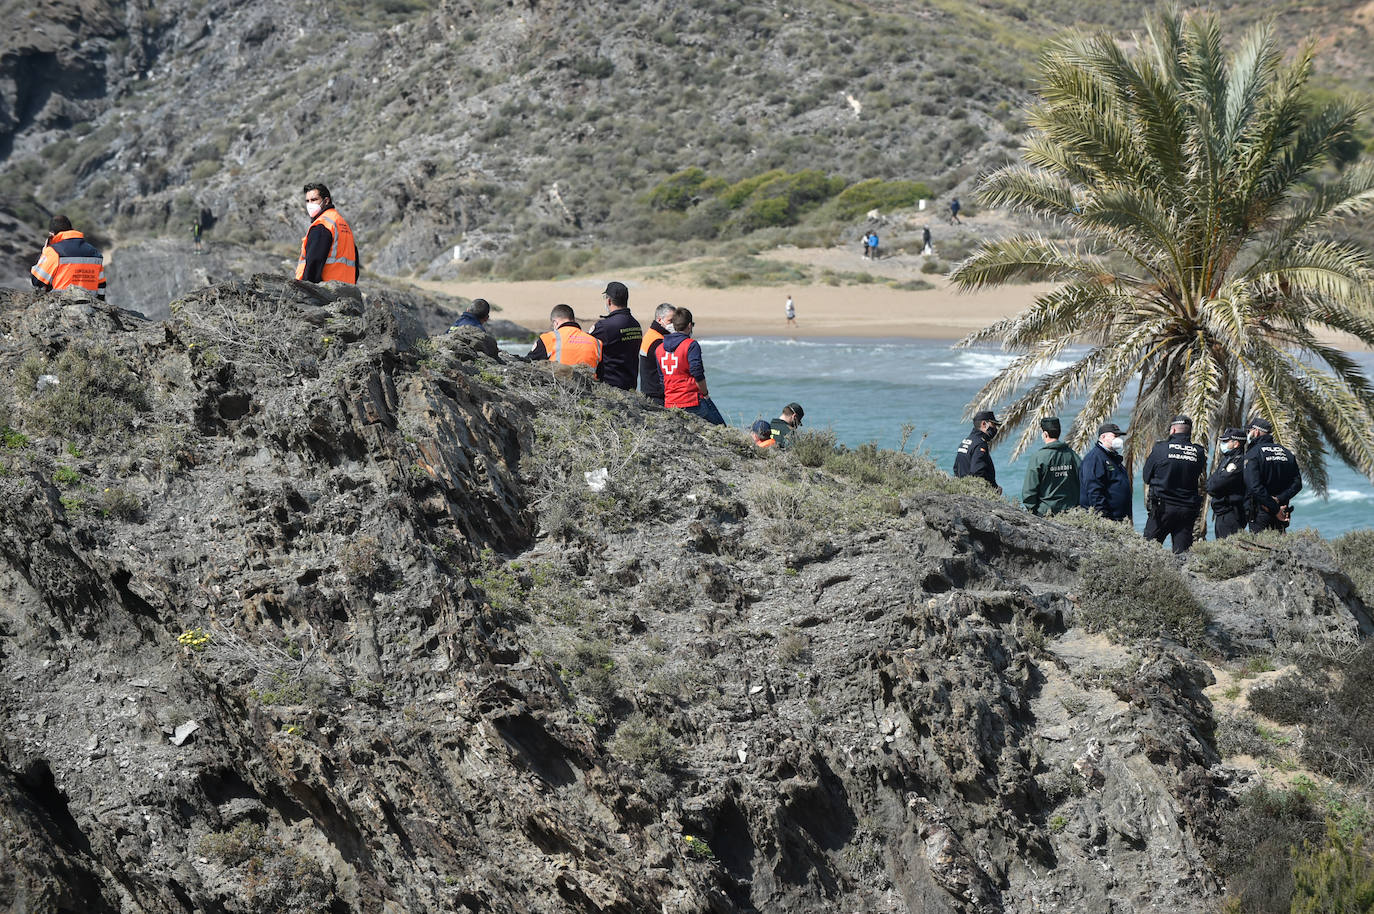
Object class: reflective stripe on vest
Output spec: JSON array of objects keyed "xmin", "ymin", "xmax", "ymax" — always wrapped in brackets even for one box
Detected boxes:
[
  {"xmin": 659, "ymin": 340, "xmax": 700, "ymax": 408},
  {"xmin": 540, "ymin": 325, "xmax": 601, "ymax": 367},
  {"xmin": 296, "ymin": 209, "xmax": 358, "ymax": 283},
  {"xmin": 32, "ymin": 233, "xmax": 105, "ymax": 294}
]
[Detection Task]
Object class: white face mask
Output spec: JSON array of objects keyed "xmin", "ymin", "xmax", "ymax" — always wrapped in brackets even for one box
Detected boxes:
[
  {"xmin": 1221, "ymin": 442, "xmax": 1237, "ymax": 453},
  {"xmin": 1110, "ymin": 436, "xmax": 1126, "ymax": 453},
  {"xmin": 306, "ymin": 201, "xmax": 323, "ymax": 218}
]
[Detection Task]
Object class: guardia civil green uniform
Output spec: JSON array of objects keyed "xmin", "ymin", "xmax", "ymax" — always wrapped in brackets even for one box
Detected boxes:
[{"xmin": 1021, "ymin": 441, "xmax": 1082, "ymax": 516}]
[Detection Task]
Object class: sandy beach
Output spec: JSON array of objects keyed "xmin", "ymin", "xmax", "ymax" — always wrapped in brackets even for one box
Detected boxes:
[
  {"xmin": 416, "ymin": 245, "xmax": 1372, "ymax": 351},
  {"xmin": 416, "ymin": 247, "xmax": 1059, "ymax": 341}
]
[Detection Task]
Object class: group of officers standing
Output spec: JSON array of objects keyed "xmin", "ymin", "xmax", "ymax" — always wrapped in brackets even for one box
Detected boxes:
[{"xmin": 954, "ymin": 411, "xmax": 1303, "ymax": 553}]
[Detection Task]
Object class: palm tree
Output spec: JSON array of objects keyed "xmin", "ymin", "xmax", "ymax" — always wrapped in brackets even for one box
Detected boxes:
[{"xmin": 950, "ymin": 8, "xmax": 1374, "ymax": 492}]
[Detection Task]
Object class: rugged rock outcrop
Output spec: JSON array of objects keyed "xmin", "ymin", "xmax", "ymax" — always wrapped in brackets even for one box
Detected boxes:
[{"xmin": 0, "ymin": 280, "xmax": 1368, "ymax": 912}]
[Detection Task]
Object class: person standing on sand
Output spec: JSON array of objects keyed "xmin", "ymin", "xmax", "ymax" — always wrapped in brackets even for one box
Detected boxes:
[
  {"xmin": 949, "ymin": 197, "xmax": 962, "ymax": 224},
  {"xmin": 785, "ymin": 295, "xmax": 796, "ymax": 328},
  {"xmin": 861, "ymin": 233, "xmax": 871, "ymax": 259}
]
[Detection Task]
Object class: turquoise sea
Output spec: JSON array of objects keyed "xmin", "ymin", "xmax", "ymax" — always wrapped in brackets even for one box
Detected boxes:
[{"xmin": 695, "ymin": 337, "xmax": 1374, "ymax": 539}]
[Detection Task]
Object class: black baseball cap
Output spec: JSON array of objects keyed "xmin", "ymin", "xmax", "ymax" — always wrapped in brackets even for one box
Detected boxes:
[
  {"xmin": 1170, "ymin": 414, "xmax": 1192, "ymax": 427},
  {"xmin": 1220, "ymin": 427, "xmax": 1245, "ymax": 442},
  {"xmin": 750, "ymin": 419, "xmax": 772, "ymax": 436},
  {"xmin": 1248, "ymin": 416, "xmax": 1273, "ymax": 432},
  {"xmin": 1040, "ymin": 417, "xmax": 1061, "ymax": 435},
  {"xmin": 602, "ymin": 281, "xmax": 628, "ymax": 306},
  {"xmin": 973, "ymin": 409, "xmax": 999, "ymax": 425},
  {"xmin": 1097, "ymin": 422, "xmax": 1126, "ymax": 435}
]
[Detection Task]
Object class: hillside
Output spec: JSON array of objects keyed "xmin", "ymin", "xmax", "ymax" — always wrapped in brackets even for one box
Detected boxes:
[
  {"xmin": 6, "ymin": 0, "xmax": 1374, "ymax": 285},
  {"xmin": 2, "ymin": 280, "xmax": 1374, "ymax": 912}
]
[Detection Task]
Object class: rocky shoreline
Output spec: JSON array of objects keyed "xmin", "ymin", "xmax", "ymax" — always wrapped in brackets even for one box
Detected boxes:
[{"xmin": 1, "ymin": 280, "xmax": 1369, "ymax": 912}]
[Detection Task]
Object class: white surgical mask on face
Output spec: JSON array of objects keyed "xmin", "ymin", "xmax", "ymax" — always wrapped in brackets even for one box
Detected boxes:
[
  {"xmin": 306, "ymin": 201, "xmax": 323, "ymax": 218},
  {"xmin": 1111, "ymin": 437, "xmax": 1126, "ymax": 453}
]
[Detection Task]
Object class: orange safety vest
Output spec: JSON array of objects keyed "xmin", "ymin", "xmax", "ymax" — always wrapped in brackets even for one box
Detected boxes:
[
  {"xmin": 639, "ymin": 325, "xmax": 665, "ymax": 357},
  {"xmin": 296, "ymin": 208, "xmax": 358, "ymax": 283},
  {"xmin": 31, "ymin": 231, "xmax": 106, "ymax": 297},
  {"xmin": 757, "ymin": 438, "xmax": 777, "ymax": 448},
  {"xmin": 539, "ymin": 324, "xmax": 603, "ymax": 368}
]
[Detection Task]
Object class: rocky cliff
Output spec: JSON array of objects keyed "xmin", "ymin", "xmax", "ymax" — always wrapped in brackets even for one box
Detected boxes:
[{"xmin": 0, "ymin": 281, "xmax": 1370, "ymax": 912}]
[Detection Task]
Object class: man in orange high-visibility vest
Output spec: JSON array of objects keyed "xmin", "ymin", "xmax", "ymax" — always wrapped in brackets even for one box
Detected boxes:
[
  {"xmin": 527, "ymin": 304, "xmax": 603, "ymax": 369},
  {"xmin": 30, "ymin": 215, "xmax": 106, "ymax": 300},
  {"xmin": 296, "ymin": 183, "xmax": 359, "ymax": 283}
]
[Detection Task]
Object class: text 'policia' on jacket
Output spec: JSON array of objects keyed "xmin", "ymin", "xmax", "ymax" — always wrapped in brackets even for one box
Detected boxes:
[
  {"xmin": 592, "ymin": 309, "xmax": 642, "ymax": 390},
  {"xmin": 296, "ymin": 208, "xmax": 358, "ymax": 283},
  {"xmin": 537, "ymin": 324, "xmax": 603, "ymax": 368},
  {"xmin": 1141, "ymin": 433, "xmax": 1205, "ymax": 506},
  {"xmin": 30, "ymin": 231, "xmax": 106, "ymax": 299},
  {"xmin": 952, "ymin": 427, "xmax": 996, "ymax": 486}
]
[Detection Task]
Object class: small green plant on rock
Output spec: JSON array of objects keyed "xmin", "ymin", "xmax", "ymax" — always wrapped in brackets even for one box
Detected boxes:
[
  {"xmin": 683, "ymin": 834, "xmax": 716, "ymax": 859},
  {"xmin": 609, "ymin": 712, "xmax": 677, "ymax": 774},
  {"xmin": 52, "ymin": 465, "xmax": 80, "ymax": 486},
  {"xmin": 16, "ymin": 343, "xmax": 150, "ymax": 447},
  {"xmin": 1187, "ymin": 537, "xmax": 1266, "ymax": 580},
  {"xmin": 1077, "ymin": 546, "xmax": 1209, "ymax": 650},
  {"xmin": 97, "ymin": 486, "xmax": 142, "ymax": 520},
  {"xmin": 2, "ymin": 426, "xmax": 29, "ymax": 449}
]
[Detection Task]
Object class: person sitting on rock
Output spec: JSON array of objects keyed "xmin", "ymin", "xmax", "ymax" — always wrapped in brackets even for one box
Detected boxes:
[
  {"xmin": 750, "ymin": 419, "xmax": 777, "ymax": 448},
  {"xmin": 639, "ymin": 302, "xmax": 676, "ymax": 406},
  {"xmin": 527, "ymin": 304, "xmax": 602, "ymax": 369},
  {"xmin": 450, "ymin": 298, "xmax": 491, "ymax": 333},
  {"xmin": 30, "ymin": 215, "xmax": 106, "ymax": 300},
  {"xmin": 657, "ymin": 307, "xmax": 725, "ymax": 425},
  {"xmin": 769, "ymin": 403, "xmax": 805, "ymax": 448}
]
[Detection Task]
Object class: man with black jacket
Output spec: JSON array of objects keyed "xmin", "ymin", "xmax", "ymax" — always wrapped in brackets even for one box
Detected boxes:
[
  {"xmin": 639, "ymin": 302, "xmax": 676, "ymax": 406},
  {"xmin": 1080, "ymin": 422, "xmax": 1132, "ymax": 521},
  {"xmin": 592, "ymin": 281, "xmax": 642, "ymax": 390},
  {"xmin": 953, "ymin": 410, "xmax": 1001, "ymax": 492},
  {"xmin": 1141, "ymin": 415, "xmax": 1206, "ymax": 553},
  {"xmin": 1206, "ymin": 428, "xmax": 1248, "ymax": 538},
  {"xmin": 1243, "ymin": 417, "xmax": 1303, "ymax": 533}
]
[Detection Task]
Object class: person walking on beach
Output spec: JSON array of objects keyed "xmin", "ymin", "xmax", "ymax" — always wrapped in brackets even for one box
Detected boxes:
[
  {"xmin": 1243, "ymin": 417, "xmax": 1302, "ymax": 533},
  {"xmin": 949, "ymin": 197, "xmax": 962, "ymax": 224},
  {"xmin": 1021, "ymin": 417, "xmax": 1080, "ymax": 516},
  {"xmin": 528, "ymin": 304, "xmax": 602, "ymax": 368},
  {"xmin": 639, "ymin": 302, "xmax": 676, "ymax": 406},
  {"xmin": 1141, "ymin": 415, "xmax": 1206, "ymax": 553},
  {"xmin": 30, "ymin": 215, "xmax": 106, "ymax": 300},
  {"xmin": 297, "ymin": 183, "xmax": 359, "ymax": 284},
  {"xmin": 657, "ymin": 307, "xmax": 725, "ymax": 425},
  {"xmin": 769, "ymin": 403, "xmax": 805, "ymax": 448},
  {"xmin": 592, "ymin": 281, "xmax": 642, "ymax": 390},
  {"xmin": 1080, "ymin": 422, "xmax": 1132, "ymax": 521},
  {"xmin": 785, "ymin": 295, "xmax": 796, "ymax": 328},
  {"xmin": 1206, "ymin": 428, "xmax": 1248, "ymax": 539},
  {"xmin": 953, "ymin": 410, "xmax": 1001, "ymax": 493}
]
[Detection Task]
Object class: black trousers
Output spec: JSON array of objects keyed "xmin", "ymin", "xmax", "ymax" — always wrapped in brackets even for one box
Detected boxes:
[
  {"xmin": 1145, "ymin": 501, "xmax": 1200, "ymax": 553},
  {"xmin": 1213, "ymin": 509, "xmax": 1244, "ymax": 539},
  {"xmin": 1249, "ymin": 507, "xmax": 1287, "ymax": 534}
]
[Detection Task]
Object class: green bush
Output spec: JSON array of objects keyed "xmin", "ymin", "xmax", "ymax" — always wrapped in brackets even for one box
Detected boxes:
[
  {"xmin": 1215, "ymin": 785, "xmax": 1325, "ymax": 914},
  {"xmin": 1290, "ymin": 826, "xmax": 1374, "ymax": 914},
  {"xmin": 1332, "ymin": 529, "xmax": 1374, "ymax": 604},
  {"xmin": 828, "ymin": 177, "xmax": 932, "ymax": 220},
  {"xmin": 609, "ymin": 712, "xmax": 676, "ymax": 773},
  {"xmin": 16, "ymin": 344, "xmax": 150, "ymax": 447},
  {"xmin": 1187, "ymin": 537, "xmax": 1265, "ymax": 580},
  {"xmin": 1248, "ymin": 643, "xmax": 1374, "ymax": 787},
  {"xmin": 1077, "ymin": 546, "xmax": 1209, "ymax": 649},
  {"xmin": 786, "ymin": 429, "xmax": 837, "ymax": 468}
]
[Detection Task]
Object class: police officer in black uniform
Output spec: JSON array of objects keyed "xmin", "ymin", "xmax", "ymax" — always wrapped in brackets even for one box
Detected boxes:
[
  {"xmin": 953, "ymin": 410, "xmax": 1001, "ymax": 493},
  {"xmin": 1205, "ymin": 427, "xmax": 1248, "ymax": 538},
  {"xmin": 1243, "ymin": 417, "xmax": 1303, "ymax": 533},
  {"xmin": 1141, "ymin": 414, "xmax": 1206, "ymax": 553}
]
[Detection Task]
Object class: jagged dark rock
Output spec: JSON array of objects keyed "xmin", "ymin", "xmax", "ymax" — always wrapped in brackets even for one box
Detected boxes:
[{"xmin": 0, "ymin": 281, "xmax": 1369, "ymax": 912}]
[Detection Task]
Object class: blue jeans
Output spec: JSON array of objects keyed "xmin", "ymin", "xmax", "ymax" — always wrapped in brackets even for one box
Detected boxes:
[{"xmin": 684, "ymin": 397, "xmax": 725, "ymax": 426}]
